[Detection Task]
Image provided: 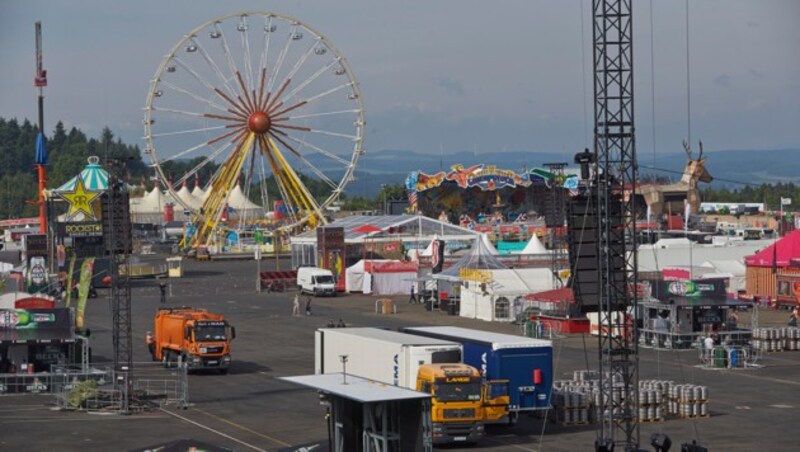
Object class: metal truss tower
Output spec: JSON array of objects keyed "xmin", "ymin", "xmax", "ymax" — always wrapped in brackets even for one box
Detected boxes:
[
  {"xmin": 543, "ymin": 162, "xmax": 568, "ymax": 289},
  {"xmin": 592, "ymin": 0, "xmax": 640, "ymax": 449},
  {"xmin": 102, "ymin": 164, "xmax": 133, "ymax": 376}
]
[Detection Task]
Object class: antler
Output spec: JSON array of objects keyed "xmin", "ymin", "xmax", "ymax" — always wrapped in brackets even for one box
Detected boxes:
[
  {"xmin": 682, "ymin": 140, "xmax": 692, "ymax": 159},
  {"xmin": 698, "ymin": 140, "xmax": 704, "ymax": 159}
]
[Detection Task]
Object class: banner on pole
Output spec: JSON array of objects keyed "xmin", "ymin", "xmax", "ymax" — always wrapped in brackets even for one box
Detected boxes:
[{"xmin": 75, "ymin": 257, "xmax": 95, "ymax": 330}]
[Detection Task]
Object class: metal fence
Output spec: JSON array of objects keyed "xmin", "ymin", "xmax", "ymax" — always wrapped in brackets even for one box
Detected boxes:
[{"xmin": 2, "ymin": 361, "xmax": 188, "ymax": 414}]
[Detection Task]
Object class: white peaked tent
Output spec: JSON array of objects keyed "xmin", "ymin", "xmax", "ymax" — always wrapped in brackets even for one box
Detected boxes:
[
  {"xmin": 175, "ymin": 182, "xmax": 202, "ymax": 210},
  {"xmin": 227, "ymin": 183, "xmax": 265, "ymax": 218},
  {"xmin": 192, "ymin": 183, "xmax": 206, "ymax": 200},
  {"xmin": 131, "ymin": 186, "xmax": 168, "ymax": 224},
  {"xmin": 459, "ymin": 268, "xmax": 555, "ymax": 322},
  {"xmin": 479, "ymin": 233, "xmax": 500, "ymax": 255},
  {"xmin": 519, "ymin": 234, "xmax": 549, "ymax": 254},
  {"xmin": 433, "ymin": 235, "xmax": 508, "ymax": 283}
]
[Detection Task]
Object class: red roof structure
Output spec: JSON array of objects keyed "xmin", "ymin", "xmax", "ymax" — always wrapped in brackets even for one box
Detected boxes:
[{"xmin": 744, "ymin": 230, "xmax": 800, "ymax": 268}]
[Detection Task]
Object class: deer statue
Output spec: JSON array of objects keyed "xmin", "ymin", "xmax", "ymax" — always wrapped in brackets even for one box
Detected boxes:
[{"xmin": 639, "ymin": 140, "xmax": 713, "ymax": 221}]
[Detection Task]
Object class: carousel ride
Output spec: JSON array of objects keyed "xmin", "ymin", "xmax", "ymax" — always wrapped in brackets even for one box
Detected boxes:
[{"xmin": 143, "ymin": 11, "xmax": 365, "ymax": 250}]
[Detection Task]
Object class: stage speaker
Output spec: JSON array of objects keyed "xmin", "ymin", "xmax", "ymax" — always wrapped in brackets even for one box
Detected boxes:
[
  {"xmin": 568, "ymin": 191, "xmax": 628, "ymax": 313},
  {"xmin": 568, "ymin": 193, "xmax": 600, "ymax": 313}
]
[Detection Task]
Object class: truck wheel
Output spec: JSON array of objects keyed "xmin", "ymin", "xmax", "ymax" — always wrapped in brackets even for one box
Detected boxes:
[
  {"xmin": 508, "ymin": 412, "xmax": 518, "ymax": 426},
  {"xmin": 219, "ymin": 368, "xmax": 228, "ymax": 375}
]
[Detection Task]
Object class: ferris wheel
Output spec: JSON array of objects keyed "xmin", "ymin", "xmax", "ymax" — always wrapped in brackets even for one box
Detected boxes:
[{"xmin": 143, "ymin": 11, "xmax": 365, "ymax": 247}]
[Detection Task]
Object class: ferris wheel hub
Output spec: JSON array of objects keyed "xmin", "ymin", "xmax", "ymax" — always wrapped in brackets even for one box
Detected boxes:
[{"xmin": 248, "ymin": 111, "xmax": 271, "ymax": 134}]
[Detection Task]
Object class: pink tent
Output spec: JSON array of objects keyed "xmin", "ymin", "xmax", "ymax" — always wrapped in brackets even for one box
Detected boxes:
[{"xmin": 744, "ymin": 230, "xmax": 800, "ymax": 267}]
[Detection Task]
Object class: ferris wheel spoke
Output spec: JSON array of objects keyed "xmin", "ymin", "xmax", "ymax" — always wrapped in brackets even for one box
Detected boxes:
[
  {"xmin": 150, "ymin": 125, "xmax": 229, "ymax": 138},
  {"xmin": 272, "ymin": 123, "xmax": 311, "ymax": 133},
  {"xmin": 303, "ymin": 81, "xmax": 354, "ymax": 104},
  {"xmin": 283, "ymin": 58, "xmax": 340, "ymax": 102},
  {"xmin": 267, "ymin": 24, "xmax": 298, "ymax": 94},
  {"xmin": 174, "ymin": 142, "xmax": 234, "ymax": 184},
  {"xmin": 303, "ymin": 128, "xmax": 359, "ymax": 140},
  {"xmin": 264, "ymin": 78, "xmax": 292, "ymax": 113},
  {"xmin": 282, "ymin": 40, "xmax": 318, "ymax": 87},
  {"xmin": 279, "ymin": 109, "xmax": 361, "ymax": 121},
  {"xmin": 279, "ymin": 132, "xmax": 352, "ymax": 166},
  {"xmin": 239, "ymin": 15, "xmax": 255, "ymax": 92},
  {"xmin": 172, "ymin": 57, "xmax": 224, "ymax": 98},
  {"xmin": 190, "ymin": 37, "xmax": 237, "ymax": 98},
  {"xmin": 207, "ymin": 126, "xmax": 247, "ymax": 146},
  {"xmin": 152, "ymin": 106, "xmax": 206, "ymax": 118},
  {"xmin": 213, "ymin": 88, "xmax": 251, "ymax": 118},
  {"xmin": 161, "ymin": 80, "xmax": 229, "ymax": 113},
  {"xmin": 269, "ymin": 100, "xmax": 307, "ymax": 119},
  {"xmin": 235, "ymin": 71, "xmax": 257, "ymax": 112},
  {"xmin": 160, "ymin": 140, "xmax": 212, "ymax": 163},
  {"xmin": 213, "ymin": 23, "xmax": 242, "ymax": 92},
  {"xmin": 256, "ymin": 67, "xmax": 269, "ymax": 112},
  {"xmin": 258, "ymin": 16, "xmax": 275, "ymax": 77},
  {"xmin": 204, "ymin": 112, "xmax": 245, "ymax": 122}
]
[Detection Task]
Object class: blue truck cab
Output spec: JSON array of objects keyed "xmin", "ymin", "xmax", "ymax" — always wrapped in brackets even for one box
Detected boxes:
[{"xmin": 404, "ymin": 326, "xmax": 553, "ymax": 420}]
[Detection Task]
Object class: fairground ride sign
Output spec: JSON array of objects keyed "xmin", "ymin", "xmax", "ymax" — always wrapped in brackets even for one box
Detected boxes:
[{"xmin": 459, "ymin": 268, "xmax": 492, "ymax": 284}]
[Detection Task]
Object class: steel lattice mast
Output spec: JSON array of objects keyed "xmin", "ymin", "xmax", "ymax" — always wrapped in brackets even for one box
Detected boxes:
[{"xmin": 592, "ymin": 0, "xmax": 640, "ymax": 449}]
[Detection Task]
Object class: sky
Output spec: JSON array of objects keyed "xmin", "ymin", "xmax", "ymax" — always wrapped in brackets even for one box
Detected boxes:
[{"xmin": 1, "ymin": 0, "xmax": 799, "ymax": 160}]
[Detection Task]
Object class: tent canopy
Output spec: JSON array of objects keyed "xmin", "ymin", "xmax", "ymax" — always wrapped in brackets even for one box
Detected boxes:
[
  {"xmin": 55, "ymin": 156, "xmax": 108, "ymax": 192},
  {"xmin": 744, "ymin": 230, "xmax": 800, "ymax": 267},
  {"xmin": 291, "ymin": 215, "xmax": 479, "ymax": 245},
  {"xmin": 434, "ymin": 236, "xmax": 508, "ymax": 282},
  {"xmin": 519, "ymin": 234, "xmax": 548, "ymax": 254}
]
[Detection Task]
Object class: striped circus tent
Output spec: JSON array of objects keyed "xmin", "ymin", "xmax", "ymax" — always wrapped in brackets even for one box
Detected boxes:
[{"xmin": 55, "ymin": 156, "xmax": 108, "ymax": 192}]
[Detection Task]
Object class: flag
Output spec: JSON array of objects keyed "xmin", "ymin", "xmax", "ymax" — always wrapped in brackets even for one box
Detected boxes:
[
  {"xmin": 34, "ymin": 132, "xmax": 48, "ymax": 165},
  {"xmin": 76, "ymin": 257, "xmax": 95, "ymax": 331},
  {"xmin": 684, "ymin": 201, "xmax": 691, "ymax": 231},
  {"xmin": 646, "ymin": 204, "xmax": 652, "ymax": 227},
  {"xmin": 781, "ymin": 197, "xmax": 791, "ymax": 206},
  {"xmin": 408, "ymin": 190, "xmax": 418, "ymax": 213},
  {"xmin": 431, "ymin": 239, "xmax": 445, "ymax": 274}
]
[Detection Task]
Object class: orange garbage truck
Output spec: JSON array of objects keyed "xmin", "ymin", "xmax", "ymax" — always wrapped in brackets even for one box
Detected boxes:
[{"xmin": 152, "ymin": 307, "xmax": 235, "ymax": 373}]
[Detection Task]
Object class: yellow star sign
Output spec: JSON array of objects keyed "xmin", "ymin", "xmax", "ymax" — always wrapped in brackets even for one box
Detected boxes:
[{"xmin": 60, "ymin": 176, "xmax": 101, "ymax": 221}]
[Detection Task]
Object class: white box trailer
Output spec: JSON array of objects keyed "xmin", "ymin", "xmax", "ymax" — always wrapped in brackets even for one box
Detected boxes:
[{"xmin": 315, "ymin": 327, "xmax": 462, "ymax": 388}]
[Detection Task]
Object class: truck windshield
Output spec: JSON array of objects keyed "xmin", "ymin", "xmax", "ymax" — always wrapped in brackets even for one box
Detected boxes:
[
  {"xmin": 434, "ymin": 381, "xmax": 482, "ymax": 402},
  {"xmin": 195, "ymin": 324, "xmax": 227, "ymax": 341},
  {"xmin": 314, "ymin": 275, "xmax": 334, "ymax": 284}
]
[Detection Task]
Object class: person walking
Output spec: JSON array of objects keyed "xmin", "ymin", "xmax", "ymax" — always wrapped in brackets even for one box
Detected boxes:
[
  {"xmin": 145, "ymin": 331, "xmax": 156, "ymax": 360},
  {"xmin": 159, "ymin": 281, "xmax": 167, "ymax": 304},
  {"xmin": 305, "ymin": 296, "xmax": 313, "ymax": 316},
  {"xmin": 789, "ymin": 307, "xmax": 798, "ymax": 327},
  {"xmin": 292, "ymin": 293, "xmax": 301, "ymax": 317},
  {"xmin": 409, "ymin": 284, "xmax": 417, "ymax": 304}
]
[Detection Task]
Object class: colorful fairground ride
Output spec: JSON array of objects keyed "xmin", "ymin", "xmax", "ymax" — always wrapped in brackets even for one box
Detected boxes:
[
  {"xmin": 143, "ymin": 11, "xmax": 365, "ymax": 252},
  {"xmin": 405, "ymin": 164, "xmax": 579, "ymax": 224}
]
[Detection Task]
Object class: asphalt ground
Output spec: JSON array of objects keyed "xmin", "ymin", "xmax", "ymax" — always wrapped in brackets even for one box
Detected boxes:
[{"xmin": 2, "ymin": 257, "xmax": 798, "ymax": 451}]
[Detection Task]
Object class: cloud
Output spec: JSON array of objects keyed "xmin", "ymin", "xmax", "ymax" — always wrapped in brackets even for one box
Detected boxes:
[
  {"xmin": 434, "ymin": 77, "xmax": 465, "ymax": 96},
  {"xmin": 713, "ymin": 74, "xmax": 731, "ymax": 87},
  {"xmin": 748, "ymin": 68, "xmax": 764, "ymax": 79}
]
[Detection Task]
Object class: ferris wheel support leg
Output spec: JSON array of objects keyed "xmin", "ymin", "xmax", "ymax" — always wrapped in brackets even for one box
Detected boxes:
[
  {"xmin": 266, "ymin": 136, "xmax": 327, "ymax": 228},
  {"xmin": 192, "ymin": 132, "xmax": 256, "ymax": 248}
]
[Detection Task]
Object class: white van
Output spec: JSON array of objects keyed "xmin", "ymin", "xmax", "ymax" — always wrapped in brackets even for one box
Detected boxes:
[{"xmin": 297, "ymin": 267, "xmax": 336, "ymax": 296}]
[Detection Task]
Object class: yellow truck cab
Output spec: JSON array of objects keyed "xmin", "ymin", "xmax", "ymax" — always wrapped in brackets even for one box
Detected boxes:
[{"xmin": 416, "ymin": 363, "xmax": 486, "ymax": 444}]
